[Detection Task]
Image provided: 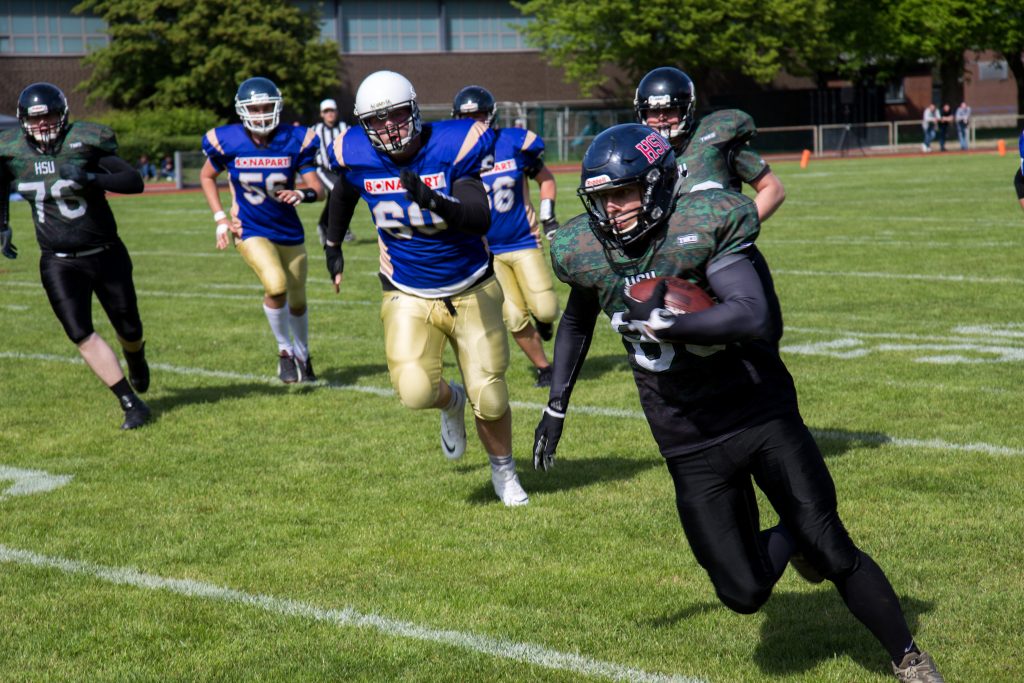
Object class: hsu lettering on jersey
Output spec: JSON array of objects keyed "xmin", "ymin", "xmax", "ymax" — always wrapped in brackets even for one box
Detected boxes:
[
  {"xmin": 623, "ymin": 271, "xmax": 658, "ymax": 288},
  {"xmin": 234, "ymin": 156, "xmax": 292, "ymax": 169},
  {"xmin": 363, "ymin": 172, "xmax": 446, "ymax": 195},
  {"xmin": 34, "ymin": 160, "xmax": 56, "ymax": 175},
  {"xmin": 635, "ymin": 133, "xmax": 671, "ymax": 163},
  {"xmin": 481, "ymin": 159, "xmax": 517, "ymax": 176}
]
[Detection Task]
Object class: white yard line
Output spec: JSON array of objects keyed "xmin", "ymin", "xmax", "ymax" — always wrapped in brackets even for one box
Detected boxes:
[
  {"xmin": 0, "ymin": 544, "xmax": 702, "ymax": 683},
  {"xmin": 774, "ymin": 269, "xmax": 1024, "ymax": 285},
  {"xmin": 2, "ymin": 351, "xmax": 1021, "ymax": 457}
]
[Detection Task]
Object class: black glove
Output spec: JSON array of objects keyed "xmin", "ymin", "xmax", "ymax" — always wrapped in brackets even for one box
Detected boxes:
[
  {"xmin": 622, "ymin": 279, "xmax": 667, "ymax": 324},
  {"xmin": 324, "ymin": 243, "xmax": 344, "ymax": 280},
  {"xmin": 0, "ymin": 226, "xmax": 17, "ymax": 260},
  {"xmin": 542, "ymin": 218, "xmax": 560, "ymax": 241},
  {"xmin": 532, "ymin": 405, "xmax": 565, "ymax": 471},
  {"xmin": 59, "ymin": 163, "xmax": 95, "ymax": 186},
  {"xmin": 400, "ymin": 168, "xmax": 441, "ymax": 211}
]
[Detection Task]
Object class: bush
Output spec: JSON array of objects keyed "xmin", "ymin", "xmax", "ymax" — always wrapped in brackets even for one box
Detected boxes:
[{"xmin": 91, "ymin": 107, "xmax": 225, "ymax": 165}]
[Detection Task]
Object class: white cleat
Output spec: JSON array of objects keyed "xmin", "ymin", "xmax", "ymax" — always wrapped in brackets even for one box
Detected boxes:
[
  {"xmin": 440, "ymin": 381, "xmax": 467, "ymax": 460},
  {"xmin": 492, "ymin": 464, "xmax": 529, "ymax": 507}
]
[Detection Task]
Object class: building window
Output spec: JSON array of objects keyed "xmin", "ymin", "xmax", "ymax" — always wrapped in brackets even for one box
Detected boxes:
[
  {"xmin": 978, "ymin": 60, "xmax": 1008, "ymax": 81},
  {"xmin": 0, "ymin": 0, "xmax": 108, "ymax": 55},
  {"xmin": 884, "ymin": 79, "xmax": 906, "ymax": 105},
  {"xmin": 446, "ymin": 0, "xmax": 530, "ymax": 51},
  {"xmin": 342, "ymin": 0, "xmax": 440, "ymax": 53}
]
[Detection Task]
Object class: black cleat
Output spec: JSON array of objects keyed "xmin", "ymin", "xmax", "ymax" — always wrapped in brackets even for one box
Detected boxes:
[
  {"xmin": 300, "ymin": 357, "xmax": 317, "ymax": 383},
  {"xmin": 124, "ymin": 343, "xmax": 150, "ymax": 394},
  {"xmin": 534, "ymin": 318, "xmax": 554, "ymax": 342},
  {"xmin": 278, "ymin": 350, "xmax": 299, "ymax": 384},
  {"xmin": 535, "ymin": 366, "xmax": 552, "ymax": 388},
  {"xmin": 119, "ymin": 394, "xmax": 151, "ymax": 430},
  {"xmin": 789, "ymin": 552, "xmax": 825, "ymax": 584}
]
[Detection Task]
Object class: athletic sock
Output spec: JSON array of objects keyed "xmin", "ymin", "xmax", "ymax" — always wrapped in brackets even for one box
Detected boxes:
[
  {"xmin": 488, "ymin": 454, "xmax": 513, "ymax": 470},
  {"xmin": 289, "ymin": 310, "xmax": 309, "ymax": 361},
  {"xmin": 263, "ymin": 303, "xmax": 293, "ymax": 355},
  {"xmin": 762, "ymin": 524, "xmax": 796, "ymax": 581}
]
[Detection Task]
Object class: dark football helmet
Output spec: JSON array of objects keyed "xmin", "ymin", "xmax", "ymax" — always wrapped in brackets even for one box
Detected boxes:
[
  {"xmin": 17, "ymin": 82, "xmax": 69, "ymax": 154},
  {"xmin": 577, "ymin": 124, "xmax": 679, "ymax": 251},
  {"xmin": 633, "ymin": 67, "xmax": 696, "ymax": 147},
  {"xmin": 235, "ymin": 77, "xmax": 283, "ymax": 135},
  {"xmin": 451, "ymin": 85, "xmax": 496, "ymax": 127}
]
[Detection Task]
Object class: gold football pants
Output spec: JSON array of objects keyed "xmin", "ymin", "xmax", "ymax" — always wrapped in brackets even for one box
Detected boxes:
[
  {"xmin": 381, "ymin": 276, "xmax": 510, "ymax": 421},
  {"xmin": 236, "ymin": 237, "xmax": 308, "ymax": 309},
  {"xmin": 492, "ymin": 247, "xmax": 559, "ymax": 333}
]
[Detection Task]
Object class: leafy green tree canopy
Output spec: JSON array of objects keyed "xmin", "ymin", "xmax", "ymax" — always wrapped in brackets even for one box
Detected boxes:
[
  {"xmin": 513, "ymin": 0, "xmax": 832, "ymax": 96},
  {"xmin": 75, "ymin": 0, "xmax": 339, "ymax": 120}
]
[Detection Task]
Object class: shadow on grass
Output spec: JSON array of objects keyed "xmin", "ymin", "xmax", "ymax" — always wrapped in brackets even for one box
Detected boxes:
[
  {"xmin": 317, "ymin": 362, "xmax": 390, "ymax": 387},
  {"xmin": 646, "ymin": 587, "xmax": 934, "ymax": 678},
  {"xmin": 808, "ymin": 426, "xmax": 892, "ymax": 460},
  {"xmin": 461, "ymin": 453, "xmax": 662, "ymax": 505},
  {"xmin": 144, "ymin": 381, "xmax": 289, "ymax": 415},
  {"xmin": 575, "ymin": 353, "xmax": 630, "ymax": 380}
]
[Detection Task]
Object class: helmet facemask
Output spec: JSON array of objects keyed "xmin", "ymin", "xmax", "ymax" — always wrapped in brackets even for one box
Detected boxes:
[
  {"xmin": 235, "ymin": 96, "xmax": 282, "ymax": 136},
  {"xmin": 22, "ymin": 110, "xmax": 68, "ymax": 154},
  {"xmin": 359, "ymin": 102, "xmax": 422, "ymax": 153},
  {"xmin": 579, "ymin": 164, "xmax": 674, "ymax": 251},
  {"xmin": 638, "ymin": 98, "xmax": 693, "ymax": 147}
]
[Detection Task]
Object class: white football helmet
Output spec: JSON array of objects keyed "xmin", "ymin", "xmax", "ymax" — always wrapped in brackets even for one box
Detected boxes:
[{"xmin": 354, "ymin": 70, "xmax": 422, "ymax": 153}]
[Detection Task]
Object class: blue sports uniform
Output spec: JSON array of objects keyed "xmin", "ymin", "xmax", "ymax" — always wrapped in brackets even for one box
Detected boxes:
[
  {"xmin": 201, "ymin": 124, "xmax": 319, "ymax": 245},
  {"xmin": 327, "ymin": 119, "xmax": 496, "ymax": 297},
  {"xmin": 480, "ymin": 127, "xmax": 546, "ymax": 254},
  {"xmin": 1019, "ymin": 130, "xmax": 1023, "ymax": 174}
]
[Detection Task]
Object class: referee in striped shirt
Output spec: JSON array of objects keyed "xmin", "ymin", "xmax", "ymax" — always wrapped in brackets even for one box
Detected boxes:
[{"xmin": 313, "ymin": 99, "xmax": 352, "ymax": 241}]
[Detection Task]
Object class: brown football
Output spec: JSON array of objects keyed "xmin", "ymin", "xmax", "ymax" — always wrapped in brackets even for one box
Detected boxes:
[{"xmin": 625, "ymin": 276, "xmax": 714, "ymax": 314}]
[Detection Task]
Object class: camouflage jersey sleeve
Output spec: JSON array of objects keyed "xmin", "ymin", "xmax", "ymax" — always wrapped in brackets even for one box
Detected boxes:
[{"xmin": 695, "ymin": 110, "xmax": 769, "ymax": 186}]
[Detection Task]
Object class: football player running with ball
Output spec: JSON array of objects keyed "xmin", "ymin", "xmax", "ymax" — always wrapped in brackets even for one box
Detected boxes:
[
  {"xmin": 451, "ymin": 85, "xmax": 560, "ymax": 388},
  {"xmin": 324, "ymin": 70, "xmax": 528, "ymax": 507},
  {"xmin": 533, "ymin": 124, "xmax": 944, "ymax": 682},
  {"xmin": 200, "ymin": 77, "xmax": 323, "ymax": 384},
  {"xmin": 635, "ymin": 66, "xmax": 786, "ymax": 222},
  {"xmin": 0, "ymin": 83, "xmax": 151, "ymax": 430}
]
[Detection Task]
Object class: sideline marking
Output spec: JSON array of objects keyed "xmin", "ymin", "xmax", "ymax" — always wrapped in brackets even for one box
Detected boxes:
[
  {"xmin": 2, "ymin": 351, "xmax": 1021, "ymax": 457},
  {"xmin": 0, "ymin": 466, "xmax": 73, "ymax": 501},
  {"xmin": 0, "ymin": 544, "xmax": 703, "ymax": 683}
]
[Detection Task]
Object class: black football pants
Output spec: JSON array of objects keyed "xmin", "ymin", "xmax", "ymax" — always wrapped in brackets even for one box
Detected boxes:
[{"xmin": 39, "ymin": 240, "xmax": 143, "ymax": 345}]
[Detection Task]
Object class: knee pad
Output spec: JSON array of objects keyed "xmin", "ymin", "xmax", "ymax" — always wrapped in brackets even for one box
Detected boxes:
[
  {"xmin": 469, "ymin": 376, "xmax": 508, "ymax": 421},
  {"xmin": 391, "ymin": 362, "xmax": 440, "ymax": 411},
  {"xmin": 527, "ymin": 289, "xmax": 560, "ymax": 324},
  {"xmin": 503, "ymin": 300, "xmax": 530, "ymax": 334}
]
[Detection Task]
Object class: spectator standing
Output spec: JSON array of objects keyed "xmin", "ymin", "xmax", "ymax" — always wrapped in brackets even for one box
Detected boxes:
[
  {"xmin": 312, "ymin": 98, "xmax": 351, "ymax": 242},
  {"xmin": 937, "ymin": 104, "xmax": 953, "ymax": 152},
  {"xmin": 921, "ymin": 104, "xmax": 938, "ymax": 152},
  {"xmin": 955, "ymin": 102, "xmax": 971, "ymax": 151}
]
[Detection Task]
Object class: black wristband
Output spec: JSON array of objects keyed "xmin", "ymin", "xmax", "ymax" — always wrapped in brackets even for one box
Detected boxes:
[{"xmin": 301, "ymin": 188, "xmax": 318, "ymax": 203}]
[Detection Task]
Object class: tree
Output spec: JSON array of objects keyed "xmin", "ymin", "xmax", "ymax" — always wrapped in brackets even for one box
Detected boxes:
[
  {"xmin": 512, "ymin": 0, "xmax": 832, "ymax": 98},
  {"xmin": 75, "ymin": 0, "xmax": 339, "ymax": 119},
  {"xmin": 979, "ymin": 2, "xmax": 1024, "ymax": 116}
]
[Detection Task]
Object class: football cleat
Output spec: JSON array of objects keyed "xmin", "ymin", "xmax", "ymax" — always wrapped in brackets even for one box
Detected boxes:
[
  {"xmin": 343, "ymin": 229, "xmax": 357, "ymax": 243},
  {"xmin": 300, "ymin": 357, "xmax": 317, "ymax": 383},
  {"xmin": 440, "ymin": 381, "xmax": 467, "ymax": 460},
  {"xmin": 278, "ymin": 350, "xmax": 299, "ymax": 384},
  {"xmin": 892, "ymin": 651, "xmax": 945, "ymax": 682},
  {"xmin": 119, "ymin": 394, "xmax": 151, "ymax": 430},
  {"xmin": 789, "ymin": 552, "xmax": 825, "ymax": 584},
  {"xmin": 124, "ymin": 343, "xmax": 150, "ymax": 394},
  {"xmin": 491, "ymin": 463, "xmax": 529, "ymax": 507},
  {"xmin": 535, "ymin": 366, "xmax": 552, "ymax": 388}
]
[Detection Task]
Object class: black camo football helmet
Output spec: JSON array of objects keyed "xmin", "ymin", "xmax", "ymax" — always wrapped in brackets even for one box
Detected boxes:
[
  {"xmin": 235, "ymin": 77, "xmax": 283, "ymax": 135},
  {"xmin": 633, "ymin": 67, "xmax": 696, "ymax": 148},
  {"xmin": 17, "ymin": 82, "xmax": 69, "ymax": 155},
  {"xmin": 578, "ymin": 124, "xmax": 679, "ymax": 251},
  {"xmin": 451, "ymin": 85, "xmax": 497, "ymax": 127}
]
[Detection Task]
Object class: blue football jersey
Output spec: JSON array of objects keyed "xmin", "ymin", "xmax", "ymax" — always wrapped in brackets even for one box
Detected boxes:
[
  {"xmin": 201, "ymin": 123, "xmax": 319, "ymax": 245},
  {"xmin": 480, "ymin": 127, "xmax": 546, "ymax": 254},
  {"xmin": 328, "ymin": 119, "xmax": 496, "ymax": 298},
  {"xmin": 1019, "ymin": 130, "xmax": 1023, "ymax": 174}
]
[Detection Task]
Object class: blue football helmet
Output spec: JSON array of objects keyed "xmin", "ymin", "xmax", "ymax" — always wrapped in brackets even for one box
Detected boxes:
[
  {"xmin": 235, "ymin": 77, "xmax": 283, "ymax": 135},
  {"xmin": 578, "ymin": 123, "xmax": 679, "ymax": 251},
  {"xmin": 451, "ymin": 85, "xmax": 497, "ymax": 127}
]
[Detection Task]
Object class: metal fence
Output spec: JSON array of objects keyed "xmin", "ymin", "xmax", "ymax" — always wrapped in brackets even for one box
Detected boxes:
[{"xmin": 174, "ymin": 111, "xmax": 1024, "ymax": 188}]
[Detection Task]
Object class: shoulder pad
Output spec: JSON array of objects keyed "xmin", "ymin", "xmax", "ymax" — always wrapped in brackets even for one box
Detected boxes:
[
  {"xmin": 69, "ymin": 121, "xmax": 119, "ymax": 154},
  {"xmin": 697, "ymin": 110, "xmax": 756, "ymax": 144}
]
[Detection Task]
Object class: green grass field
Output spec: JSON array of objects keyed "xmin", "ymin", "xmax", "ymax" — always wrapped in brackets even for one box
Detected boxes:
[{"xmin": 2, "ymin": 151, "xmax": 1023, "ymax": 682}]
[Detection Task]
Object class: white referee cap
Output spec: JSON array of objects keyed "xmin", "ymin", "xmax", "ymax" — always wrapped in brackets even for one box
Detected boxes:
[{"xmin": 320, "ymin": 98, "xmax": 338, "ymax": 112}]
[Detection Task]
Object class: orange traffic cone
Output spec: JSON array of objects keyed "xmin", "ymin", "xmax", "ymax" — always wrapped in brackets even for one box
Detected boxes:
[
  {"xmin": 997, "ymin": 139, "xmax": 1007, "ymax": 156},
  {"xmin": 800, "ymin": 149, "xmax": 811, "ymax": 169}
]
